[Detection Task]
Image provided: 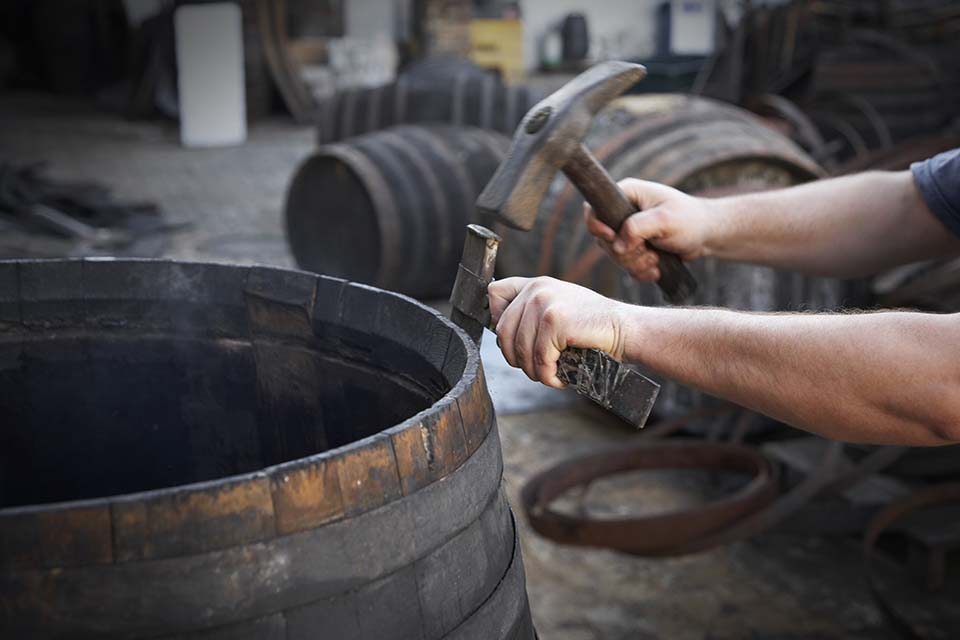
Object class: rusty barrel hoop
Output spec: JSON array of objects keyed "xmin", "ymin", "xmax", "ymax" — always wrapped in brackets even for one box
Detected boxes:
[
  {"xmin": 285, "ymin": 125, "xmax": 510, "ymax": 299},
  {"xmin": 520, "ymin": 440, "xmax": 779, "ymax": 556},
  {"xmin": 0, "ymin": 259, "xmax": 534, "ymax": 639}
]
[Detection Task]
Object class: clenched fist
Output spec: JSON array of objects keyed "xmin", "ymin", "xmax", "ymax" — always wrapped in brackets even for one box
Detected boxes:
[
  {"xmin": 488, "ymin": 276, "xmax": 631, "ymax": 389},
  {"xmin": 584, "ymin": 178, "xmax": 716, "ymax": 282}
]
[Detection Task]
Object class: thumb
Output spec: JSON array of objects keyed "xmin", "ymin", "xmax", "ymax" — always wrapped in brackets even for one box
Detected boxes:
[
  {"xmin": 617, "ymin": 178, "xmax": 675, "ymax": 210},
  {"xmin": 487, "ymin": 277, "xmax": 529, "ymax": 325},
  {"xmin": 618, "ymin": 205, "xmax": 670, "ymax": 245}
]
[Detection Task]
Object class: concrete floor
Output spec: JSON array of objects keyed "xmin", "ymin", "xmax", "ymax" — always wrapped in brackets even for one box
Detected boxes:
[{"xmin": 1, "ymin": 94, "xmax": 951, "ymax": 639}]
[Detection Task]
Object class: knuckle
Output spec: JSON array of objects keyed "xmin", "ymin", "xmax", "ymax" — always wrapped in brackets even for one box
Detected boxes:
[
  {"xmin": 623, "ymin": 215, "xmax": 643, "ymax": 235},
  {"xmin": 531, "ymin": 290, "xmax": 552, "ymax": 306},
  {"xmin": 648, "ymin": 208, "xmax": 668, "ymax": 227}
]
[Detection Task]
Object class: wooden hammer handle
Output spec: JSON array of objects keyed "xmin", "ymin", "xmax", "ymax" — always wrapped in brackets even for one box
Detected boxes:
[{"xmin": 565, "ymin": 144, "xmax": 697, "ymax": 304}]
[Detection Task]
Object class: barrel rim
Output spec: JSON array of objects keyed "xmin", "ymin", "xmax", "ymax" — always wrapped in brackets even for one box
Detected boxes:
[
  {"xmin": 0, "ymin": 258, "xmax": 486, "ymax": 523},
  {"xmin": 2, "ymin": 430, "xmax": 508, "ymax": 633}
]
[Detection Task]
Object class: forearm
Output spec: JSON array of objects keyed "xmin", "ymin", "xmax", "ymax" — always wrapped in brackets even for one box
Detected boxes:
[
  {"xmin": 622, "ymin": 306, "xmax": 960, "ymax": 445},
  {"xmin": 704, "ymin": 171, "xmax": 960, "ymax": 277}
]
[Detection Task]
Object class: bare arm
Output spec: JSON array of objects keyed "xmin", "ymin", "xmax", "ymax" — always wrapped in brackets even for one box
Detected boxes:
[
  {"xmin": 586, "ymin": 171, "xmax": 960, "ymax": 280},
  {"xmin": 622, "ymin": 305, "xmax": 960, "ymax": 446},
  {"xmin": 489, "ymin": 277, "xmax": 960, "ymax": 447}
]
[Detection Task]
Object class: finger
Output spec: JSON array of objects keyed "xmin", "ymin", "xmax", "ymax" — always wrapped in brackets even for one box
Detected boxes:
[
  {"xmin": 595, "ymin": 237, "xmax": 618, "ymax": 263},
  {"xmin": 629, "ymin": 266, "xmax": 661, "ymax": 283},
  {"xmin": 488, "ymin": 277, "xmax": 530, "ymax": 325},
  {"xmin": 494, "ymin": 281, "xmax": 536, "ymax": 368},
  {"xmin": 596, "ymin": 236, "xmax": 615, "ymax": 254},
  {"xmin": 533, "ymin": 322, "xmax": 565, "ymax": 389},
  {"xmin": 513, "ymin": 300, "xmax": 541, "ymax": 381},
  {"xmin": 601, "ymin": 238, "xmax": 656, "ymax": 270},
  {"xmin": 624, "ymin": 248, "xmax": 659, "ymax": 271},
  {"xmin": 583, "ymin": 204, "xmax": 616, "ymax": 242},
  {"xmin": 495, "ymin": 299, "xmax": 521, "ymax": 368},
  {"xmin": 496, "ymin": 292, "xmax": 526, "ymax": 367},
  {"xmin": 618, "ymin": 178, "xmax": 674, "ymax": 210},
  {"xmin": 613, "ymin": 207, "xmax": 668, "ymax": 254}
]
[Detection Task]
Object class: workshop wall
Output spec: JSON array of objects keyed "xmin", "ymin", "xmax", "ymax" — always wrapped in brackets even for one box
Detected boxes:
[{"xmin": 519, "ymin": 0, "xmax": 660, "ymax": 70}]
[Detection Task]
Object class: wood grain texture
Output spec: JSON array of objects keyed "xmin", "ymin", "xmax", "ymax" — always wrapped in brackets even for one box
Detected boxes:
[
  {"xmin": 111, "ymin": 476, "xmax": 275, "ymax": 562},
  {"xmin": 0, "ymin": 503, "xmax": 113, "ymax": 570},
  {"xmin": 270, "ymin": 456, "xmax": 344, "ymax": 535}
]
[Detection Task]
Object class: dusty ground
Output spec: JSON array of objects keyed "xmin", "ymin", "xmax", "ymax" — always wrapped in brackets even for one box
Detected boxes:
[
  {"xmin": 2, "ymin": 94, "xmax": 951, "ymax": 639},
  {"xmin": 497, "ymin": 407, "xmax": 894, "ymax": 639}
]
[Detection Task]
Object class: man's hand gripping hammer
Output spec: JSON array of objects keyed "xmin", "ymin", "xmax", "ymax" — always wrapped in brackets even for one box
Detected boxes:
[{"xmin": 448, "ymin": 61, "xmax": 702, "ymax": 428}]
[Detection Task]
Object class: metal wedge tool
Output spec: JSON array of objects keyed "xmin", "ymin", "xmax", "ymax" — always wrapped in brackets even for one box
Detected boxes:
[{"xmin": 449, "ymin": 224, "xmax": 659, "ymax": 428}]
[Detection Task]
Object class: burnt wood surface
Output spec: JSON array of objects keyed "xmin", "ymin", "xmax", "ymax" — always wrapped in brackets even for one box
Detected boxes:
[{"xmin": 0, "ymin": 259, "xmax": 533, "ymax": 639}]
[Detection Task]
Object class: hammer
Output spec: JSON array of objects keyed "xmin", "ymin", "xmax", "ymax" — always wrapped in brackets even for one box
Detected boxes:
[
  {"xmin": 478, "ymin": 60, "xmax": 697, "ymax": 305},
  {"xmin": 449, "ymin": 61, "xmax": 700, "ymax": 427}
]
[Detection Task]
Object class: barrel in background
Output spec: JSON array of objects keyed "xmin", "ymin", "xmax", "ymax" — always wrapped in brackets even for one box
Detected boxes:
[
  {"xmin": 286, "ymin": 125, "xmax": 509, "ymax": 299},
  {"xmin": 316, "ymin": 74, "xmax": 541, "ymax": 144},
  {"xmin": 0, "ymin": 259, "xmax": 534, "ymax": 640}
]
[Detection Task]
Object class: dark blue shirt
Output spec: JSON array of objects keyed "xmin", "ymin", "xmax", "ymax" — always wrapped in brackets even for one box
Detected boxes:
[{"xmin": 912, "ymin": 148, "xmax": 960, "ymax": 239}]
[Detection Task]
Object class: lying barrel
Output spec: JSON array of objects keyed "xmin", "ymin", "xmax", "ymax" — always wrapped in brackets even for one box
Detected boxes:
[
  {"xmin": 495, "ymin": 94, "xmax": 836, "ymax": 416},
  {"xmin": 0, "ymin": 259, "xmax": 534, "ymax": 640},
  {"xmin": 316, "ymin": 74, "xmax": 541, "ymax": 144},
  {"xmin": 286, "ymin": 125, "xmax": 509, "ymax": 299}
]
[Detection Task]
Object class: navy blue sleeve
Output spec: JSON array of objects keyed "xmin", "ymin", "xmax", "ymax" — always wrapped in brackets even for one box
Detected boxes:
[{"xmin": 911, "ymin": 147, "xmax": 960, "ymax": 239}]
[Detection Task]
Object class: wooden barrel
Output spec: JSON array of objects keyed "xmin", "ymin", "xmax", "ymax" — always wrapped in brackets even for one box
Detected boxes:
[
  {"xmin": 286, "ymin": 125, "xmax": 509, "ymax": 299},
  {"xmin": 316, "ymin": 74, "xmax": 541, "ymax": 144},
  {"xmin": 495, "ymin": 94, "xmax": 837, "ymax": 417},
  {"xmin": 0, "ymin": 259, "xmax": 534, "ymax": 640}
]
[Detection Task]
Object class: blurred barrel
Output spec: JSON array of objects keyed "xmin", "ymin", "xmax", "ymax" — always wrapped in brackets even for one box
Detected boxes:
[
  {"xmin": 495, "ymin": 94, "xmax": 836, "ymax": 416},
  {"xmin": 316, "ymin": 74, "xmax": 541, "ymax": 144},
  {"xmin": 0, "ymin": 259, "xmax": 534, "ymax": 639},
  {"xmin": 286, "ymin": 124, "xmax": 509, "ymax": 298}
]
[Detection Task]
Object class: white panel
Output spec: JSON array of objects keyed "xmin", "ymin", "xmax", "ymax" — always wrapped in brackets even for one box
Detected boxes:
[
  {"xmin": 174, "ymin": 3, "xmax": 246, "ymax": 148},
  {"xmin": 346, "ymin": 0, "xmax": 396, "ymax": 38},
  {"xmin": 670, "ymin": 0, "xmax": 716, "ymax": 55}
]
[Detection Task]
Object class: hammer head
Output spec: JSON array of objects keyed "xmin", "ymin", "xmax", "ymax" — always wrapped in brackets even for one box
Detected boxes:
[{"xmin": 477, "ymin": 61, "xmax": 646, "ymax": 230}]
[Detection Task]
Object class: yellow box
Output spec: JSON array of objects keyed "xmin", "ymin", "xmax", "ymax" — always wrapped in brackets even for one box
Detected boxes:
[{"xmin": 470, "ymin": 19, "xmax": 524, "ymax": 84}]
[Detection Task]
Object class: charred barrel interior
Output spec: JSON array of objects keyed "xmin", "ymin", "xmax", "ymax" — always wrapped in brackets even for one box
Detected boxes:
[
  {"xmin": 0, "ymin": 259, "xmax": 534, "ymax": 640},
  {"xmin": 0, "ymin": 262, "xmax": 442, "ymax": 507}
]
